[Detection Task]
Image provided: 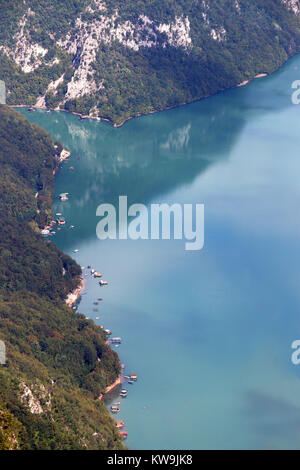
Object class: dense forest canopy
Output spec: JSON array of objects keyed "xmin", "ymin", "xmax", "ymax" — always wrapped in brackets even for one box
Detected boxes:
[
  {"xmin": 0, "ymin": 105, "xmax": 122, "ymax": 450},
  {"xmin": 1, "ymin": 0, "xmax": 300, "ymax": 124}
]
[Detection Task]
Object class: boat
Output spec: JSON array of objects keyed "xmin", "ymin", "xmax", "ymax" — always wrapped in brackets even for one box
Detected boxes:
[
  {"xmin": 27, "ymin": 107, "xmax": 34, "ymax": 112},
  {"xmin": 120, "ymin": 389, "xmax": 128, "ymax": 398},
  {"xmin": 128, "ymin": 380, "xmax": 134, "ymax": 385},
  {"xmin": 79, "ymin": 116, "xmax": 86, "ymax": 121},
  {"xmin": 73, "ymin": 249, "xmax": 79, "ymax": 253},
  {"xmin": 110, "ymin": 406, "xmax": 120, "ymax": 413},
  {"xmin": 59, "ymin": 192, "xmax": 69, "ymax": 201},
  {"xmin": 94, "ymin": 272, "xmax": 102, "ymax": 278},
  {"xmin": 119, "ymin": 431, "xmax": 128, "ymax": 440},
  {"xmin": 98, "ymin": 298, "xmax": 103, "ymax": 301},
  {"xmin": 104, "ymin": 329, "xmax": 112, "ymax": 335},
  {"xmin": 56, "ymin": 216, "xmax": 66, "ymax": 225},
  {"xmin": 99, "ymin": 280, "xmax": 108, "ymax": 286},
  {"xmin": 113, "ymin": 402, "xmax": 121, "ymax": 406},
  {"xmin": 116, "ymin": 421, "xmax": 125, "ymax": 429},
  {"xmin": 130, "ymin": 374, "xmax": 138, "ymax": 381},
  {"xmin": 111, "ymin": 337, "xmax": 121, "ymax": 344}
]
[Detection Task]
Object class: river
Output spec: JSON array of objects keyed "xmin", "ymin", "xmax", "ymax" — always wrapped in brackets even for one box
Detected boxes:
[{"xmin": 18, "ymin": 54, "xmax": 300, "ymax": 450}]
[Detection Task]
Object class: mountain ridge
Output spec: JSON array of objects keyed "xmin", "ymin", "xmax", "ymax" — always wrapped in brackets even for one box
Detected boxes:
[
  {"xmin": 1, "ymin": 0, "xmax": 300, "ymax": 124},
  {"xmin": 0, "ymin": 105, "xmax": 123, "ymax": 450}
]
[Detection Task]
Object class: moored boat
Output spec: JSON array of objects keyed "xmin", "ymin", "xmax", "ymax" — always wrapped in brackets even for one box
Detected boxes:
[
  {"xmin": 119, "ymin": 431, "xmax": 128, "ymax": 440},
  {"xmin": 116, "ymin": 421, "xmax": 125, "ymax": 429},
  {"xmin": 99, "ymin": 280, "xmax": 108, "ymax": 286},
  {"xmin": 59, "ymin": 192, "xmax": 69, "ymax": 201},
  {"xmin": 111, "ymin": 405, "xmax": 120, "ymax": 413},
  {"xmin": 120, "ymin": 389, "xmax": 128, "ymax": 398},
  {"xmin": 56, "ymin": 216, "xmax": 66, "ymax": 225}
]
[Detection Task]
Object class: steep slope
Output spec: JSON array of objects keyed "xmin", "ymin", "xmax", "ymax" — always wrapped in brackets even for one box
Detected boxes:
[
  {"xmin": 1, "ymin": 0, "xmax": 300, "ymax": 124},
  {"xmin": 0, "ymin": 105, "xmax": 123, "ymax": 450}
]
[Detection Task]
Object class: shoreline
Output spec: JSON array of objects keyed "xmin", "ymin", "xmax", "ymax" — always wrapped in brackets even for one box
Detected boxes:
[
  {"xmin": 237, "ymin": 73, "xmax": 267, "ymax": 88},
  {"xmin": 65, "ymin": 277, "xmax": 85, "ymax": 307},
  {"xmin": 8, "ymin": 72, "xmax": 268, "ymax": 128},
  {"xmin": 98, "ymin": 376, "xmax": 123, "ymax": 401}
]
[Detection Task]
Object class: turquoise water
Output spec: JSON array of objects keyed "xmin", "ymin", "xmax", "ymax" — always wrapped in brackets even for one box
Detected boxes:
[{"xmin": 18, "ymin": 54, "xmax": 300, "ymax": 449}]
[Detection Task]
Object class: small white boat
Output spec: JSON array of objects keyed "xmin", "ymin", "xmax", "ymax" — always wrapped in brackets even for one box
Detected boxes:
[
  {"xmin": 59, "ymin": 193, "xmax": 69, "ymax": 201},
  {"xmin": 99, "ymin": 280, "xmax": 108, "ymax": 286}
]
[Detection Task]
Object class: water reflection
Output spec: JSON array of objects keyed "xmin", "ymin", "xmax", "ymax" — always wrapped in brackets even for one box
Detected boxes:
[{"xmin": 17, "ymin": 53, "xmax": 300, "ymax": 450}]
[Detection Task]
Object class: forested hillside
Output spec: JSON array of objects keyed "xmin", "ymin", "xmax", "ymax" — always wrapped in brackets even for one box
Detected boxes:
[
  {"xmin": 0, "ymin": 105, "xmax": 122, "ymax": 450},
  {"xmin": 1, "ymin": 0, "xmax": 300, "ymax": 124}
]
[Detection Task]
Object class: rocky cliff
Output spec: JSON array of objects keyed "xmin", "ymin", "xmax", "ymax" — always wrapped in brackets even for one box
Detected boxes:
[{"xmin": 1, "ymin": 0, "xmax": 300, "ymax": 123}]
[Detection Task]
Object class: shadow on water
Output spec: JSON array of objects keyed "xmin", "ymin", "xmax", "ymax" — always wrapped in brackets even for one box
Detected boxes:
[
  {"xmin": 244, "ymin": 390, "xmax": 300, "ymax": 449},
  {"xmin": 17, "ymin": 53, "xmax": 300, "ymax": 250}
]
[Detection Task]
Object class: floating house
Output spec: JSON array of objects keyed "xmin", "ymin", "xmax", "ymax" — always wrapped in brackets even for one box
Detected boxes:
[
  {"xmin": 111, "ymin": 337, "xmax": 122, "ymax": 344},
  {"xmin": 130, "ymin": 374, "xmax": 138, "ymax": 381}
]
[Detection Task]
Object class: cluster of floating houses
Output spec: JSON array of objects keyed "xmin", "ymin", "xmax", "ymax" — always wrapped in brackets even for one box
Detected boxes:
[
  {"xmin": 27, "ymin": 107, "xmax": 101, "ymax": 121},
  {"xmin": 39, "ymin": 148, "xmax": 137, "ymax": 443},
  {"xmin": 85, "ymin": 264, "xmax": 138, "ymax": 442},
  {"xmin": 110, "ymin": 373, "xmax": 138, "ymax": 440}
]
